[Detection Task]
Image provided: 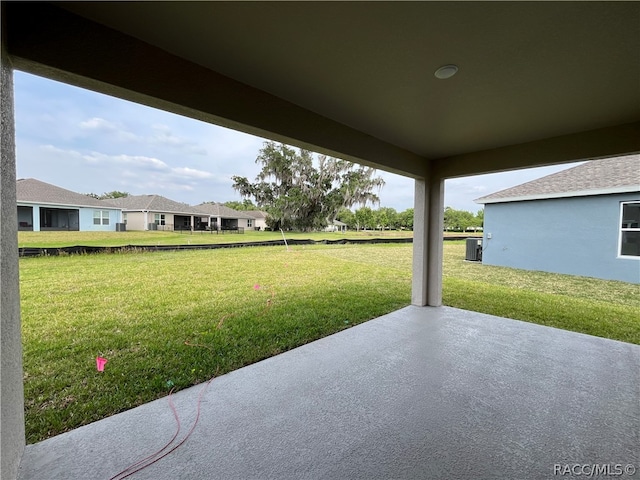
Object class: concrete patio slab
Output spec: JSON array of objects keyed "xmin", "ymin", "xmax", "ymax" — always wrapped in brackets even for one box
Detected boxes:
[{"xmin": 18, "ymin": 306, "xmax": 639, "ymax": 480}]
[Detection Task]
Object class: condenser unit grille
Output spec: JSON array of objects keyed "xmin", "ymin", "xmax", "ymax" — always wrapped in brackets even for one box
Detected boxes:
[{"xmin": 465, "ymin": 238, "xmax": 482, "ymax": 262}]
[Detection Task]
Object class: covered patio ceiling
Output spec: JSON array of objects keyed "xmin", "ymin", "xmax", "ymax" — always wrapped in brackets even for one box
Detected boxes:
[{"xmin": 5, "ymin": 2, "xmax": 640, "ymax": 176}]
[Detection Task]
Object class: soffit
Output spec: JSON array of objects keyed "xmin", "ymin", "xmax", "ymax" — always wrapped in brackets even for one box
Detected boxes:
[{"xmin": 58, "ymin": 2, "xmax": 640, "ymax": 160}]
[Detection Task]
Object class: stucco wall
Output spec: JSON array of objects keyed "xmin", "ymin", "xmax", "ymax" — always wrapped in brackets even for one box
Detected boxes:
[
  {"xmin": 79, "ymin": 207, "xmax": 118, "ymax": 231},
  {"xmin": 2, "ymin": 42, "xmax": 25, "ymax": 480},
  {"xmin": 482, "ymin": 193, "xmax": 640, "ymax": 283},
  {"xmin": 157, "ymin": 212, "xmax": 175, "ymax": 230},
  {"xmin": 237, "ymin": 218, "xmax": 253, "ymax": 229},
  {"xmin": 123, "ymin": 212, "xmax": 146, "ymax": 231}
]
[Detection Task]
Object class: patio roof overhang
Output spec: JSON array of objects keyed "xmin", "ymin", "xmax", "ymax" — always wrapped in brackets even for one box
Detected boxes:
[
  {"xmin": 3, "ymin": 2, "xmax": 640, "ymax": 177},
  {"xmin": 1, "ymin": 2, "xmax": 639, "ymax": 479}
]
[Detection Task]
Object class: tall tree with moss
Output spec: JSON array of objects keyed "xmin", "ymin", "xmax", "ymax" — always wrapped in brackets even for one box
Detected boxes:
[{"xmin": 232, "ymin": 142, "xmax": 384, "ymax": 231}]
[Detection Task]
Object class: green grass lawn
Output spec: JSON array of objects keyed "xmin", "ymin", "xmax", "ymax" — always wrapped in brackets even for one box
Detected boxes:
[{"xmin": 19, "ymin": 241, "xmax": 639, "ymax": 443}]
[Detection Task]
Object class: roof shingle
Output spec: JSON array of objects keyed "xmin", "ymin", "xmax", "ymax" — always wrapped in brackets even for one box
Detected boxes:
[
  {"xmin": 245, "ymin": 210, "xmax": 269, "ymax": 219},
  {"xmin": 194, "ymin": 203, "xmax": 252, "ymax": 218},
  {"xmin": 107, "ymin": 195, "xmax": 206, "ymax": 215},
  {"xmin": 475, "ymin": 155, "xmax": 640, "ymax": 204},
  {"xmin": 16, "ymin": 178, "xmax": 119, "ymax": 208}
]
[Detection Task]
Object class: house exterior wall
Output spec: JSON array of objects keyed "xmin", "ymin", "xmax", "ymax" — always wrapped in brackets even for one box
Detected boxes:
[
  {"xmin": 237, "ymin": 218, "xmax": 253, "ymax": 229},
  {"xmin": 153, "ymin": 212, "xmax": 174, "ymax": 230},
  {"xmin": 79, "ymin": 207, "xmax": 118, "ymax": 231},
  {"xmin": 123, "ymin": 211, "xmax": 147, "ymax": 231},
  {"xmin": 245, "ymin": 213, "xmax": 268, "ymax": 230},
  {"xmin": 482, "ymin": 193, "xmax": 640, "ymax": 283},
  {"xmin": 17, "ymin": 203, "xmax": 119, "ymax": 231},
  {"xmin": 123, "ymin": 212, "xmax": 209, "ymax": 231},
  {"xmin": 123, "ymin": 211, "xmax": 175, "ymax": 230}
]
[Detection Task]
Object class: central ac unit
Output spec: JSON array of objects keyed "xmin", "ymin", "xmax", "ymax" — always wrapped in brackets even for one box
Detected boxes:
[{"xmin": 465, "ymin": 238, "xmax": 482, "ymax": 261}]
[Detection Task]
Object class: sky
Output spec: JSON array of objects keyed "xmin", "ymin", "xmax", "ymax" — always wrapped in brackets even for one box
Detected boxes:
[{"xmin": 14, "ymin": 71, "xmax": 582, "ymax": 213}]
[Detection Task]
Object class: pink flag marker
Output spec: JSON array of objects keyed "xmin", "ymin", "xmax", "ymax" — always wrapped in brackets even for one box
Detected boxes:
[
  {"xmin": 253, "ymin": 284, "xmax": 261, "ymax": 290},
  {"xmin": 96, "ymin": 356, "xmax": 108, "ymax": 372}
]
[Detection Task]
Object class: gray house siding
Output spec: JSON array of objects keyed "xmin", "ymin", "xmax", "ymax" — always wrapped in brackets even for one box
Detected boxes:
[{"xmin": 482, "ymin": 193, "xmax": 640, "ymax": 283}]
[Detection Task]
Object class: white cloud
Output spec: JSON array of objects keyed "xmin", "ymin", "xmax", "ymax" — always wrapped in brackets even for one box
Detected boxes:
[
  {"xmin": 79, "ymin": 117, "xmax": 116, "ymax": 130},
  {"xmin": 171, "ymin": 167, "xmax": 214, "ymax": 179},
  {"xmin": 78, "ymin": 117, "xmax": 207, "ymax": 154},
  {"xmin": 150, "ymin": 124, "xmax": 207, "ymax": 155},
  {"xmin": 40, "ymin": 144, "xmax": 84, "ymax": 159},
  {"xmin": 469, "ymin": 185, "xmax": 487, "ymax": 193},
  {"xmin": 78, "ymin": 117, "xmax": 140, "ymax": 142},
  {"xmin": 78, "ymin": 118, "xmax": 209, "ymax": 155},
  {"xmin": 82, "ymin": 152, "xmax": 169, "ymax": 170}
]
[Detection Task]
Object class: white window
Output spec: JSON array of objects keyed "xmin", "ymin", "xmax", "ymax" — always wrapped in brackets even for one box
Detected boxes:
[
  {"xmin": 122, "ymin": 213, "xmax": 128, "ymax": 224},
  {"xmin": 620, "ymin": 201, "xmax": 640, "ymax": 257},
  {"xmin": 93, "ymin": 210, "xmax": 110, "ymax": 225},
  {"xmin": 247, "ymin": 219, "xmax": 253, "ymax": 227},
  {"xmin": 154, "ymin": 213, "xmax": 166, "ymax": 226}
]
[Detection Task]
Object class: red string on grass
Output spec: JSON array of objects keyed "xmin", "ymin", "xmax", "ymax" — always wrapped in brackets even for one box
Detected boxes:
[
  {"xmin": 108, "ymin": 377, "xmax": 214, "ymax": 479},
  {"xmin": 108, "ymin": 388, "xmax": 180, "ymax": 480}
]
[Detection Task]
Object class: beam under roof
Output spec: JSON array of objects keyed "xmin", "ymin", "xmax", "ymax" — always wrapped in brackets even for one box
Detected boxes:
[
  {"xmin": 6, "ymin": 2, "xmax": 639, "ymax": 180},
  {"xmin": 4, "ymin": 2, "xmax": 427, "ymax": 178}
]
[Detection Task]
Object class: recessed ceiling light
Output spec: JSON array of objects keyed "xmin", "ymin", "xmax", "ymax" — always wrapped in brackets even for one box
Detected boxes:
[{"xmin": 434, "ymin": 64, "xmax": 458, "ymax": 80}]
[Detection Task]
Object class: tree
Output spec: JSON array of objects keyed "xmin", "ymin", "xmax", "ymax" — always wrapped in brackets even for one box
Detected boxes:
[
  {"xmin": 223, "ymin": 199, "xmax": 257, "ymax": 211},
  {"xmin": 398, "ymin": 208, "xmax": 414, "ymax": 230},
  {"xmin": 336, "ymin": 207, "xmax": 355, "ymax": 229},
  {"xmin": 85, "ymin": 191, "xmax": 129, "ymax": 200},
  {"xmin": 232, "ymin": 141, "xmax": 384, "ymax": 231},
  {"xmin": 103, "ymin": 191, "xmax": 129, "ymax": 199},
  {"xmin": 443, "ymin": 206, "xmax": 476, "ymax": 231},
  {"xmin": 354, "ymin": 207, "xmax": 375, "ymax": 230},
  {"xmin": 475, "ymin": 209, "xmax": 484, "ymax": 228},
  {"xmin": 375, "ymin": 207, "xmax": 398, "ymax": 230}
]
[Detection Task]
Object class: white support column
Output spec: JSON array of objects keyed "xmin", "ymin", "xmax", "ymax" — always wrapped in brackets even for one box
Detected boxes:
[
  {"xmin": 427, "ymin": 177, "xmax": 444, "ymax": 306},
  {"xmin": 33, "ymin": 205, "xmax": 41, "ymax": 231},
  {"xmin": 412, "ymin": 178, "xmax": 429, "ymax": 306},
  {"xmin": 411, "ymin": 174, "xmax": 444, "ymax": 307},
  {"xmin": 1, "ymin": 42, "xmax": 26, "ymax": 480}
]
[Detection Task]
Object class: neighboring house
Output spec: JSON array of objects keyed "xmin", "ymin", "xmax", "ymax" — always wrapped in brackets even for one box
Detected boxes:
[
  {"xmin": 325, "ymin": 220, "xmax": 347, "ymax": 233},
  {"xmin": 16, "ymin": 178, "xmax": 121, "ymax": 232},
  {"xmin": 194, "ymin": 203, "xmax": 256, "ymax": 231},
  {"xmin": 475, "ymin": 155, "xmax": 640, "ymax": 283},
  {"xmin": 107, "ymin": 195, "xmax": 211, "ymax": 231},
  {"xmin": 245, "ymin": 210, "xmax": 269, "ymax": 231}
]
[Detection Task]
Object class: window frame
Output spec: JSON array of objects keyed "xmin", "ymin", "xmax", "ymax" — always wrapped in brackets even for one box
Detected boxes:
[
  {"xmin": 154, "ymin": 213, "xmax": 166, "ymax": 226},
  {"xmin": 93, "ymin": 210, "xmax": 110, "ymax": 226},
  {"xmin": 618, "ymin": 201, "xmax": 640, "ymax": 258}
]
